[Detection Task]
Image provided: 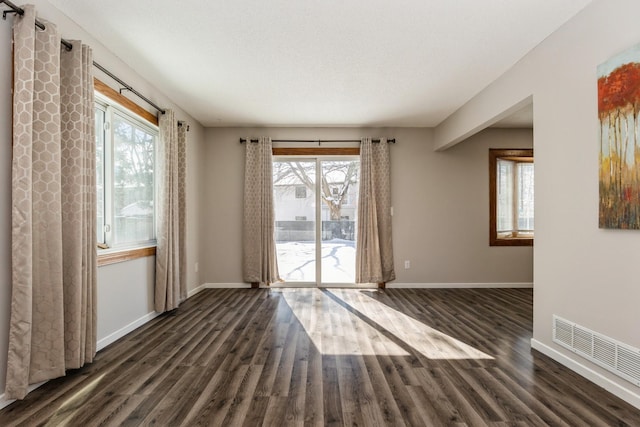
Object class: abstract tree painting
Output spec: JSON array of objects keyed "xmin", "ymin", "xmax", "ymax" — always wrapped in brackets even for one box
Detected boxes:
[{"xmin": 598, "ymin": 44, "xmax": 640, "ymax": 229}]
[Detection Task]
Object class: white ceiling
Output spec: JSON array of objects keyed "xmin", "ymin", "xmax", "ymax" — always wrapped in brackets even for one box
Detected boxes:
[{"xmin": 48, "ymin": 0, "xmax": 592, "ymax": 127}]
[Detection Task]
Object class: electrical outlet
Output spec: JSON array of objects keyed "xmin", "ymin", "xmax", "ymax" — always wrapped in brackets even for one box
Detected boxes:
[
  {"xmin": 404, "ymin": 260, "xmax": 410, "ymax": 269},
  {"xmin": 195, "ymin": 262, "xmax": 199, "ymax": 273}
]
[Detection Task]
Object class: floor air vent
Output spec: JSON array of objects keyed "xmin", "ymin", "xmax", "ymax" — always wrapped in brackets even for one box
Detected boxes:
[{"xmin": 553, "ymin": 315, "xmax": 640, "ymax": 387}]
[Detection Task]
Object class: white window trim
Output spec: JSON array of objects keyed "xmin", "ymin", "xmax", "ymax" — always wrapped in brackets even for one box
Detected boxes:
[{"xmin": 95, "ymin": 92, "xmax": 159, "ymax": 253}]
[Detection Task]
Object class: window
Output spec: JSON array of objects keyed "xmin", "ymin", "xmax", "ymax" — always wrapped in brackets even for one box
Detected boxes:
[
  {"xmin": 295, "ymin": 185, "xmax": 307, "ymax": 199},
  {"xmin": 489, "ymin": 149, "xmax": 534, "ymax": 246},
  {"xmin": 96, "ymin": 95, "xmax": 158, "ymax": 249}
]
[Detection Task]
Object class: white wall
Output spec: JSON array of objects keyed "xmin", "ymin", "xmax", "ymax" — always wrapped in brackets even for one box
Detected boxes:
[
  {"xmin": 202, "ymin": 127, "xmax": 533, "ymax": 286},
  {"xmin": 435, "ymin": 0, "xmax": 640, "ymax": 407},
  {"xmin": 96, "ymin": 258, "xmax": 155, "ymax": 347},
  {"xmin": 0, "ymin": 0, "xmax": 204, "ymax": 400}
]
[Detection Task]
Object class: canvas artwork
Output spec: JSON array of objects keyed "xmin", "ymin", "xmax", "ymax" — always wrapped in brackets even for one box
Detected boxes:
[{"xmin": 598, "ymin": 43, "xmax": 640, "ymax": 229}]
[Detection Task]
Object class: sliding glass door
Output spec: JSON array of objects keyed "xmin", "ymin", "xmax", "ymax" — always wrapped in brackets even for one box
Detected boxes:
[
  {"xmin": 320, "ymin": 160, "xmax": 358, "ymax": 283},
  {"xmin": 273, "ymin": 157, "xmax": 359, "ymax": 285},
  {"xmin": 273, "ymin": 159, "xmax": 317, "ymax": 282}
]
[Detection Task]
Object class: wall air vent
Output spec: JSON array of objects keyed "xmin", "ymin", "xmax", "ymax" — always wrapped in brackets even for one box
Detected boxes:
[{"xmin": 553, "ymin": 315, "xmax": 640, "ymax": 387}]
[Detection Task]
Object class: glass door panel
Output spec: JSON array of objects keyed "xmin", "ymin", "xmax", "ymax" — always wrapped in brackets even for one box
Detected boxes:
[
  {"xmin": 320, "ymin": 159, "xmax": 359, "ymax": 284},
  {"xmin": 273, "ymin": 160, "xmax": 316, "ymax": 283}
]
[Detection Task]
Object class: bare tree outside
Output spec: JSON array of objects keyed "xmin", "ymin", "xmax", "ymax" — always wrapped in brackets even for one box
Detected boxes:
[
  {"xmin": 273, "ymin": 160, "xmax": 358, "ymax": 219},
  {"xmin": 112, "ymin": 115, "xmax": 156, "ymax": 244}
]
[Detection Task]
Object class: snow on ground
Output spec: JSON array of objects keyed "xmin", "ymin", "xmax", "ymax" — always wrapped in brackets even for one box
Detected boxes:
[{"xmin": 276, "ymin": 239, "xmax": 355, "ymax": 283}]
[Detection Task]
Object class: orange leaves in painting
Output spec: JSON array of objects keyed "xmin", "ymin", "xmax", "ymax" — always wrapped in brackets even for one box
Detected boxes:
[{"xmin": 598, "ymin": 62, "xmax": 640, "ymax": 118}]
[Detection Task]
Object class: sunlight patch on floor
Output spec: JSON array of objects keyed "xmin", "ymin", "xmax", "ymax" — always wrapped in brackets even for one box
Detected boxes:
[
  {"xmin": 281, "ymin": 288, "xmax": 494, "ymax": 360},
  {"xmin": 44, "ymin": 374, "xmax": 106, "ymax": 426},
  {"xmin": 281, "ymin": 288, "xmax": 409, "ymax": 356}
]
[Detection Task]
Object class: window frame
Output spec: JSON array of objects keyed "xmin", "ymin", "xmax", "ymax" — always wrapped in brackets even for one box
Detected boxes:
[
  {"xmin": 489, "ymin": 148, "xmax": 534, "ymax": 247},
  {"xmin": 94, "ymin": 78, "xmax": 159, "ymax": 265}
]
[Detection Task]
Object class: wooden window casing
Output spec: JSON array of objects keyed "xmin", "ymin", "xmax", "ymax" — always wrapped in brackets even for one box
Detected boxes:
[
  {"xmin": 94, "ymin": 78, "xmax": 158, "ymax": 126},
  {"xmin": 489, "ymin": 149, "xmax": 534, "ymax": 247},
  {"xmin": 272, "ymin": 147, "xmax": 360, "ymax": 156},
  {"xmin": 97, "ymin": 246, "xmax": 156, "ymax": 267}
]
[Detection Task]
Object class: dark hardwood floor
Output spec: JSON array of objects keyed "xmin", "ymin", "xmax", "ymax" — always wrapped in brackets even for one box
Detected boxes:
[{"xmin": 1, "ymin": 288, "xmax": 639, "ymax": 426}]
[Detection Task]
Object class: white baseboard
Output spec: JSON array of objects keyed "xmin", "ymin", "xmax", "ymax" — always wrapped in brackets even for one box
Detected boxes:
[
  {"xmin": 2, "ymin": 290, "xmax": 213, "ymax": 409},
  {"xmin": 531, "ymin": 338, "xmax": 640, "ymax": 409},
  {"xmin": 387, "ymin": 282, "xmax": 533, "ymax": 289},
  {"xmin": 97, "ymin": 311, "xmax": 161, "ymax": 351},
  {"xmin": 202, "ymin": 282, "xmax": 533, "ymax": 289},
  {"xmin": 0, "ymin": 380, "xmax": 46, "ymax": 410},
  {"xmin": 202, "ymin": 282, "xmax": 254, "ymax": 289},
  {"xmin": 187, "ymin": 283, "xmax": 208, "ymax": 297},
  {"xmin": 2, "ymin": 311, "xmax": 163, "ymax": 409},
  {"xmin": 0, "ymin": 396, "xmax": 11, "ymax": 410}
]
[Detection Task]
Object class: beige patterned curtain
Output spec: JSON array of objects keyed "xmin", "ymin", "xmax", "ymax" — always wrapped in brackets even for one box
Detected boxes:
[
  {"xmin": 6, "ymin": 5, "xmax": 97, "ymax": 400},
  {"xmin": 242, "ymin": 137, "xmax": 280, "ymax": 285},
  {"xmin": 178, "ymin": 123, "xmax": 187, "ymax": 301},
  {"xmin": 155, "ymin": 110, "xmax": 187, "ymax": 312},
  {"xmin": 356, "ymin": 138, "xmax": 396, "ymax": 284}
]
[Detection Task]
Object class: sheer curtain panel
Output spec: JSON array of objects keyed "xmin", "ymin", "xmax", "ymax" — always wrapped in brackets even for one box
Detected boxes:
[
  {"xmin": 243, "ymin": 137, "xmax": 280, "ymax": 285},
  {"xmin": 6, "ymin": 5, "xmax": 97, "ymax": 399},
  {"xmin": 155, "ymin": 110, "xmax": 187, "ymax": 312},
  {"xmin": 356, "ymin": 138, "xmax": 396, "ymax": 284}
]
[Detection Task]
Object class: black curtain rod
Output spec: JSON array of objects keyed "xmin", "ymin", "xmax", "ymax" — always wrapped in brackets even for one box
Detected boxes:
[
  {"xmin": 1, "ymin": 0, "xmax": 166, "ymax": 115},
  {"xmin": 240, "ymin": 138, "xmax": 396, "ymax": 144},
  {"xmin": 1, "ymin": 0, "xmax": 72, "ymax": 50},
  {"xmin": 92, "ymin": 62, "xmax": 165, "ymax": 114}
]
